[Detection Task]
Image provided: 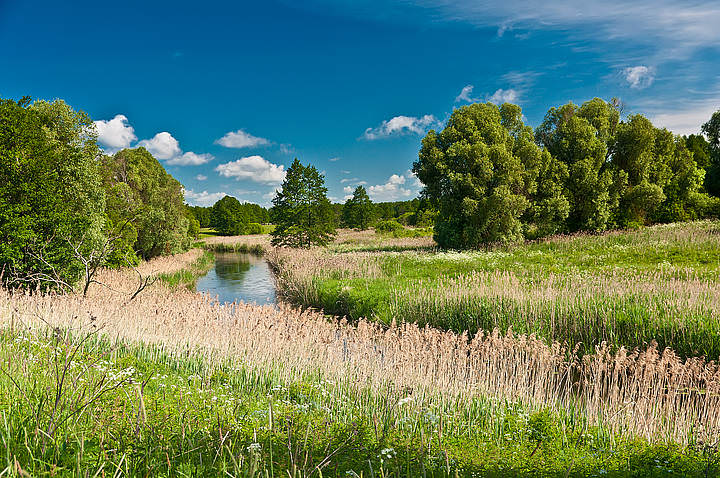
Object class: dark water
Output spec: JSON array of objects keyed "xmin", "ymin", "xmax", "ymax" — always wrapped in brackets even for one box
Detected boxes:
[{"xmin": 195, "ymin": 252, "xmax": 277, "ymax": 306}]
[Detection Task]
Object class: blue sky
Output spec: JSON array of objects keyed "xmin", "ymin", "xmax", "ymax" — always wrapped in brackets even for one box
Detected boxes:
[{"xmin": 1, "ymin": 0, "xmax": 719, "ymax": 206}]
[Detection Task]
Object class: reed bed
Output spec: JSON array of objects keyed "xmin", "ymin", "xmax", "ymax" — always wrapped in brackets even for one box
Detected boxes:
[
  {"xmin": 2, "ymin": 260, "xmax": 720, "ymax": 448},
  {"xmin": 268, "ymin": 221, "xmax": 720, "ymax": 359}
]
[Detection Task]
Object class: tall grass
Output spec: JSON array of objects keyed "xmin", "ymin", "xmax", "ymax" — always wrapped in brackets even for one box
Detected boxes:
[
  {"xmin": 2, "ymin": 242, "xmax": 720, "ymax": 474},
  {"xmin": 268, "ymin": 221, "xmax": 720, "ymax": 359}
]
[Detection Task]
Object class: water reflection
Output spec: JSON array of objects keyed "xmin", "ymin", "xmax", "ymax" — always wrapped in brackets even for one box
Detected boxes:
[{"xmin": 195, "ymin": 252, "xmax": 276, "ymax": 306}]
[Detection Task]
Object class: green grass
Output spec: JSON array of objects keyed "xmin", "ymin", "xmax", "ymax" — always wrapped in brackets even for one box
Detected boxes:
[
  {"xmin": 199, "ymin": 227, "xmax": 222, "ymax": 238},
  {"xmin": 1, "ymin": 326, "xmax": 717, "ymax": 477},
  {"xmin": 199, "ymin": 225, "xmax": 275, "ymax": 239},
  {"xmin": 156, "ymin": 249, "xmax": 215, "ymax": 289},
  {"xmin": 274, "ymin": 221, "xmax": 720, "ymax": 359},
  {"xmin": 202, "ymin": 242, "xmax": 267, "ymax": 255}
]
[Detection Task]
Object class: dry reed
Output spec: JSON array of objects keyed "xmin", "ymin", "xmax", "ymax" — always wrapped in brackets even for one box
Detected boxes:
[{"xmin": 2, "ymin": 251, "xmax": 719, "ymax": 446}]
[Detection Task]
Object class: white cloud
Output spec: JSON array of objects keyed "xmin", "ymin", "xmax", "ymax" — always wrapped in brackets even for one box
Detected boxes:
[
  {"xmin": 363, "ymin": 115, "xmax": 439, "ymax": 140},
  {"xmin": 623, "ymin": 65, "xmax": 655, "ymax": 89},
  {"xmin": 340, "ymin": 177, "xmax": 359, "ymax": 184},
  {"xmin": 406, "ymin": 1, "xmax": 720, "ymax": 60},
  {"xmin": 167, "ymin": 151, "xmax": 214, "ymax": 166},
  {"xmin": 329, "ymin": 157, "xmax": 341, "ymax": 162},
  {"xmin": 407, "ymin": 169, "xmax": 423, "ymax": 187},
  {"xmin": 137, "ymin": 132, "xmax": 181, "ymax": 160},
  {"xmin": 487, "ymin": 88, "xmax": 519, "ymax": 104},
  {"xmin": 343, "ymin": 186, "xmax": 354, "ymax": 194},
  {"xmin": 215, "ymin": 129, "xmax": 271, "ymax": 149},
  {"xmin": 215, "ymin": 155, "xmax": 286, "ymax": 184},
  {"xmin": 184, "ymin": 189, "xmax": 227, "ymax": 207},
  {"xmin": 94, "ymin": 114, "xmax": 137, "ymax": 150},
  {"xmin": 455, "ymin": 85, "xmax": 478, "ymax": 103},
  {"xmin": 650, "ymin": 97, "xmax": 720, "ymax": 136},
  {"xmin": 368, "ymin": 174, "xmax": 413, "ymax": 201},
  {"xmin": 196, "ymin": 174, "xmax": 208, "ymax": 181}
]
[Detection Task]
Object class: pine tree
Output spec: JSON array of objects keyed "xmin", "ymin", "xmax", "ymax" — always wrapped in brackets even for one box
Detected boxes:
[
  {"xmin": 342, "ymin": 185, "xmax": 374, "ymax": 230},
  {"xmin": 270, "ymin": 159, "xmax": 336, "ymax": 247}
]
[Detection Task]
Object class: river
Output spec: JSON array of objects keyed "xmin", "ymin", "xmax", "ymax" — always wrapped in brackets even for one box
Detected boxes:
[{"xmin": 195, "ymin": 252, "xmax": 277, "ymax": 306}]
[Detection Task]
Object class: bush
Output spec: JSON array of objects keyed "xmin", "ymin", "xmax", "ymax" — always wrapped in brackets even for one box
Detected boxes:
[
  {"xmin": 244, "ymin": 223, "xmax": 263, "ymax": 235},
  {"xmin": 374, "ymin": 220, "xmax": 404, "ymax": 233}
]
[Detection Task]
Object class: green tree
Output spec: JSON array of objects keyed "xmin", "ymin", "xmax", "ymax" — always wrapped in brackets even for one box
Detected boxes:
[
  {"xmin": 342, "ymin": 185, "xmax": 374, "ymax": 230},
  {"xmin": 536, "ymin": 100, "xmax": 615, "ymax": 231},
  {"xmin": 414, "ymin": 102, "xmax": 562, "ymax": 248},
  {"xmin": 100, "ymin": 147, "xmax": 190, "ymax": 260},
  {"xmin": 702, "ymin": 110, "xmax": 720, "ymax": 197},
  {"xmin": 210, "ymin": 195, "xmax": 247, "ymax": 235},
  {"xmin": 0, "ymin": 97, "xmax": 106, "ymax": 289},
  {"xmin": 685, "ymin": 134, "xmax": 711, "ymax": 170},
  {"xmin": 270, "ymin": 159, "xmax": 335, "ymax": 247}
]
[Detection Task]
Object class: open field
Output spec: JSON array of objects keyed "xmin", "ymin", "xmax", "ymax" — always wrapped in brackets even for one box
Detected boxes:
[
  {"xmin": 2, "ymin": 222, "xmax": 720, "ymax": 475},
  {"xmin": 263, "ymin": 221, "xmax": 720, "ymax": 359},
  {"xmin": 2, "ymin": 243, "xmax": 720, "ymax": 475}
]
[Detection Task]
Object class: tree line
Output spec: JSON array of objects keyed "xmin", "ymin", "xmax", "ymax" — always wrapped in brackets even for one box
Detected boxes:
[
  {"xmin": 0, "ymin": 97, "xmax": 196, "ymax": 289},
  {"xmin": 187, "ymin": 199, "xmax": 270, "ymax": 235},
  {"xmin": 413, "ymin": 98, "xmax": 720, "ymax": 248}
]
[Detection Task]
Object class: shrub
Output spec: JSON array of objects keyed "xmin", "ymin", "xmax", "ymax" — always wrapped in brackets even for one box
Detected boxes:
[
  {"xmin": 245, "ymin": 222, "xmax": 263, "ymax": 235},
  {"xmin": 374, "ymin": 220, "xmax": 404, "ymax": 233}
]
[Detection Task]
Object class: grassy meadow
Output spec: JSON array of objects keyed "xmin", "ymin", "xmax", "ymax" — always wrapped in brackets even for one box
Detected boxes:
[
  {"xmin": 2, "ymin": 222, "xmax": 720, "ymax": 475},
  {"xmin": 269, "ymin": 221, "xmax": 720, "ymax": 359}
]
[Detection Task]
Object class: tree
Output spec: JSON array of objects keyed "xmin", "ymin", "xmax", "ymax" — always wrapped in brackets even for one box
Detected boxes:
[
  {"xmin": 414, "ymin": 102, "xmax": 563, "ymax": 248},
  {"xmin": 100, "ymin": 147, "xmax": 191, "ymax": 260},
  {"xmin": 0, "ymin": 97, "xmax": 106, "ymax": 289},
  {"xmin": 536, "ymin": 100, "xmax": 614, "ymax": 231},
  {"xmin": 270, "ymin": 159, "xmax": 335, "ymax": 247},
  {"xmin": 702, "ymin": 110, "xmax": 720, "ymax": 197},
  {"xmin": 210, "ymin": 195, "xmax": 247, "ymax": 235},
  {"xmin": 342, "ymin": 185, "xmax": 374, "ymax": 230}
]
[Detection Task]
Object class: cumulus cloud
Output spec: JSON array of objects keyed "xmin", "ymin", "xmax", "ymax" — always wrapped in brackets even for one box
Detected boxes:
[
  {"xmin": 363, "ymin": 115, "xmax": 439, "ymax": 140},
  {"xmin": 94, "ymin": 114, "xmax": 137, "ymax": 150},
  {"xmin": 407, "ymin": 169, "xmax": 423, "ymax": 187},
  {"xmin": 196, "ymin": 174, "xmax": 208, "ymax": 181},
  {"xmin": 184, "ymin": 189, "xmax": 227, "ymax": 207},
  {"xmin": 368, "ymin": 174, "xmax": 413, "ymax": 201},
  {"xmin": 623, "ymin": 65, "xmax": 655, "ymax": 89},
  {"xmin": 215, "ymin": 155, "xmax": 287, "ymax": 184},
  {"xmin": 215, "ymin": 129, "xmax": 271, "ymax": 149},
  {"xmin": 487, "ymin": 88, "xmax": 519, "ymax": 104},
  {"xmin": 137, "ymin": 132, "xmax": 181, "ymax": 160},
  {"xmin": 166, "ymin": 151, "xmax": 214, "ymax": 166},
  {"xmin": 455, "ymin": 85, "xmax": 478, "ymax": 103}
]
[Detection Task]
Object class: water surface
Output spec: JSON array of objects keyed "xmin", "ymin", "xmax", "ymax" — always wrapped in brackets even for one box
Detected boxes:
[{"xmin": 195, "ymin": 252, "xmax": 276, "ymax": 306}]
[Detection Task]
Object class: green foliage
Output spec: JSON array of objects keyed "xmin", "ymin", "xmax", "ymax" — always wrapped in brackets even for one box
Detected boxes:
[
  {"xmin": 270, "ymin": 159, "xmax": 336, "ymax": 247},
  {"xmin": 702, "ymin": 110, "xmax": 720, "ymax": 197},
  {"xmin": 414, "ymin": 102, "xmax": 565, "ymax": 248},
  {"xmin": 416, "ymin": 98, "xmax": 716, "ymax": 249},
  {"xmin": 100, "ymin": 147, "xmax": 191, "ymax": 260},
  {"xmin": 0, "ymin": 97, "xmax": 106, "ymax": 289},
  {"xmin": 210, "ymin": 195, "xmax": 248, "ymax": 235},
  {"xmin": 342, "ymin": 185, "xmax": 375, "ymax": 230},
  {"xmin": 245, "ymin": 222, "xmax": 264, "ymax": 234},
  {"xmin": 375, "ymin": 219, "xmax": 404, "ymax": 233}
]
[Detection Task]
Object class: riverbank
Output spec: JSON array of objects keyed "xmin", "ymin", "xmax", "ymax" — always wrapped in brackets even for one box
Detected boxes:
[{"xmin": 2, "ymin": 240, "xmax": 719, "ymax": 474}]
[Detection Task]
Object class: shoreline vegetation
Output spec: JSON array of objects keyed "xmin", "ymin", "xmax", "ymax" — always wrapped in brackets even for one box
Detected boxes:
[{"xmin": 2, "ymin": 234, "xmax": 720, "ymax": 475}]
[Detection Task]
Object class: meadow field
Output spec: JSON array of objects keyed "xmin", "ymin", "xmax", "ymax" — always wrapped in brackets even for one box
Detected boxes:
[{"xmin": 2, "ymin": 223, "xmax": 720, "ymax": 476}]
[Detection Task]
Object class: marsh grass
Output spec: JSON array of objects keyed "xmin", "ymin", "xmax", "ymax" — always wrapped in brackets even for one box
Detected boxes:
[{"xmin": 268, "ymin": 221, "xmax": 720, "ymax": 359}]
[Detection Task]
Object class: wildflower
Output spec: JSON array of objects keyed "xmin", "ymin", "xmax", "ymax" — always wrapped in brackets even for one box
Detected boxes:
[{"xmin": 247, "ymin": 442, "xmax": 262, "ymax": 453}]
